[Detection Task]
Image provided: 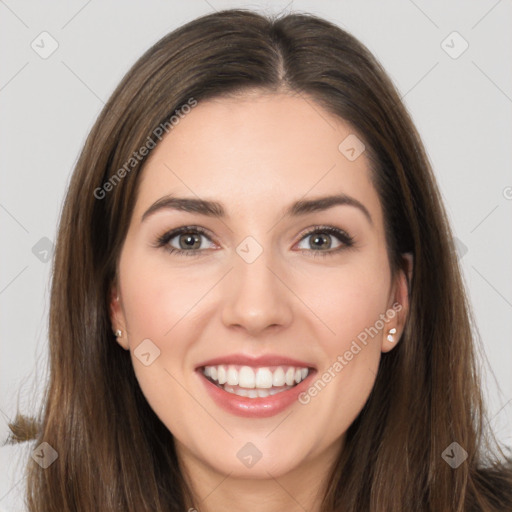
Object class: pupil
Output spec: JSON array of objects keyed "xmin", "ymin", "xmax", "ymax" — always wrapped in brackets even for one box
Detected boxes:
[
  {"xmin": 180, "ymin": 233, "xmax": 200, "ymax": 250},
  {"xmin": 312, "ymin": 234, "xmax": 330, "ymax": 249}
]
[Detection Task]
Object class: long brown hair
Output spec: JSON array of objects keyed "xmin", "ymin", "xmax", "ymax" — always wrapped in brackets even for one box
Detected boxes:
[{"xmin": 6, "ymin": 8, "xmax": 512, "ymax": 511}]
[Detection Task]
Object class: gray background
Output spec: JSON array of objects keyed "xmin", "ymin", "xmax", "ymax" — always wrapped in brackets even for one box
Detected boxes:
[{"xmin": 1, "ymin": 1, "xmax": 511, "ymax": 509}]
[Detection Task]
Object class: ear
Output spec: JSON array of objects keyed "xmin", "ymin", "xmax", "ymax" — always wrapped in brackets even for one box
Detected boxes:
[
  {"xmin": 109, "ymin": 281, "xmax": 129, "ymax": 350},
  {"xmin": 381, "ymin": 252, "xmax": 413, "ymax": 353}
]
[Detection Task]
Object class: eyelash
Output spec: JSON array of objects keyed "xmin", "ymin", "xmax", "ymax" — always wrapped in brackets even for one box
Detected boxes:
[{"xmin": 153, "ymin": 225, "xmax": 355, "ymax": 258}]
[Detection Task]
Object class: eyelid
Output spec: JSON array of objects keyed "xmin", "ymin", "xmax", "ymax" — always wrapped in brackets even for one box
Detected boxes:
[
  {"xmin": 153, "ymin": 224, "xmax": 355, "ymax": 256},
  {"xmin": 295, "ymin": 224, "xmax": 353, "ymax": 243},
  {"xmin": 153, "ymin": 225, "xmax": 218, "ymax": 252},
  {"xmin": 293, "ymin": 225, "xmax": 355, "ymax": 253}
]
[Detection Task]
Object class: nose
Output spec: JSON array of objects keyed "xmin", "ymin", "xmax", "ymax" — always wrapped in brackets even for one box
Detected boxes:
[{"xmin": 220, "ymin": 249, "xmax": 293, "ymax": 336}]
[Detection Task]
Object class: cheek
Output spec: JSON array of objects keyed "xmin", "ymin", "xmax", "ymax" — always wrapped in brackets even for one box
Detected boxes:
[
  {"xmin": 295, "ymin": 264, "xmax": 391, "ymax": 432},
  {"xmin": 120, "ymin": 251, "xmax": 212, "ymax": 339},
  {"xmin": 118, "ymin": 249, "xmax": 217, "ymax": 407},
  {"xmin": 117, "ymin": 251, "xmax": 205, "ymax": 422},
  {"xmin": 299, "ymin": 260, "xmax": 391, "ymax": 353}
]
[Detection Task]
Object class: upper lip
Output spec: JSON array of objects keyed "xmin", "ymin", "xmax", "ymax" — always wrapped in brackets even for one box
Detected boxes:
[{"xmin": 196, "ymin": 354, "xmax": 316, "ymax": 370}]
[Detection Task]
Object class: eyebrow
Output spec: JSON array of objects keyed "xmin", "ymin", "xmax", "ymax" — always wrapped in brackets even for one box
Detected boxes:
[{"xmin": 141, "ymin": 193, "xmax": 373, "ymax": 225}]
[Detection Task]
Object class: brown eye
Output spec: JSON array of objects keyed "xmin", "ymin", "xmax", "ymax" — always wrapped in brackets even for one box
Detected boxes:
[{"xmin": 176, "ymin": 232, "xmax": 203, "ymax": 250}]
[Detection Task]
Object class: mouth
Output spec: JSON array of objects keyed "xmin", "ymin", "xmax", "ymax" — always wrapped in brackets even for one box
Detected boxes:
[
  {"xmin": 200, "ymin": 364, "xmax": 314, "ymax": 399},
  {"xmin": 195, "ymin": 354, "xmax": 318, "ymax": 417}
]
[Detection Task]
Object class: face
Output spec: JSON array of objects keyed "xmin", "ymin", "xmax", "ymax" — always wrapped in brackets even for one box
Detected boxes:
[{"xmin": 109, "ymin": 91, "xmax": 410, "ymax": 484}]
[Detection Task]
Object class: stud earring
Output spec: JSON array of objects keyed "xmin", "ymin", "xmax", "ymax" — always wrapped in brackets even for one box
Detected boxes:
[
  {"xmin": 114, "ymin": 329, "xmax": 122, "ymax": 338},
  {"xmin": 387, "ymin": 327, "xmax": 397, "ymax": 342}
]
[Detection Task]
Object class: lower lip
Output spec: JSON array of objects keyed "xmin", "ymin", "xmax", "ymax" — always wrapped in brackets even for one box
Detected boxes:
[{"xmin": 197, "ymin": 369, "xmax": 316, "ymax": 418}]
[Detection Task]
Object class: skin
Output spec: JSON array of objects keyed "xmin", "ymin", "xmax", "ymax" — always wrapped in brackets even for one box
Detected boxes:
[{"xmin": 109, "ymin": 91, "xmax": 412, "ymax": 512}]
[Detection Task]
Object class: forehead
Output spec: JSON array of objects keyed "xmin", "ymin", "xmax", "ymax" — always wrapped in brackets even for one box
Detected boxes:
[{"xmin": 135, "ymin": 92, "xmax": 381, "ymax": 225}]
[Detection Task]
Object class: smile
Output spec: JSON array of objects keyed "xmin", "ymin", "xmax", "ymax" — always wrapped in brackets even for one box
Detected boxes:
[
  {"xmin": 197, "ymin": 362, "xmax": 316, "ymax": 418},
  {"xmin": 203, "ymin": 364, "xmax": 310, "ymax": 398}
]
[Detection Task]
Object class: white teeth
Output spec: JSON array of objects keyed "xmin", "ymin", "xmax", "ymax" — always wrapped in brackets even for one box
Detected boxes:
[
  {"xmin": 272, "ymin": 367, "xmax": 285, "ymax": 386},
  {"xmin": 255, "ymin": 368, "xmax": 273, "ymax": 388},
  {"xmin": 222, "ymin": 384, "xmax": 294, "ymax": 398},
  {"xmin": 226, "ymin": 365, "xmax": 238, "ymax": 385},
  {"xmin": 217, "ymin": 365, "xmax": 227, "ymax": 385},
  {"xmin": 224, "ymin": 385, "xmax": 248, "ymax": 397},
  {"xmin": 202, "ymin": 364, "xmax": 311, "ymax": 392},
  {"xmin": 239, "ymin": 366, "xmax": 256, "ymax": 388}
]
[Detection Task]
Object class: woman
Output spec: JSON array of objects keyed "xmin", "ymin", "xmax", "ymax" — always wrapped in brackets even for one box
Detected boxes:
[{"xmin": 6, "ymin": 8, "xmax": 512, "ymax": 511}]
